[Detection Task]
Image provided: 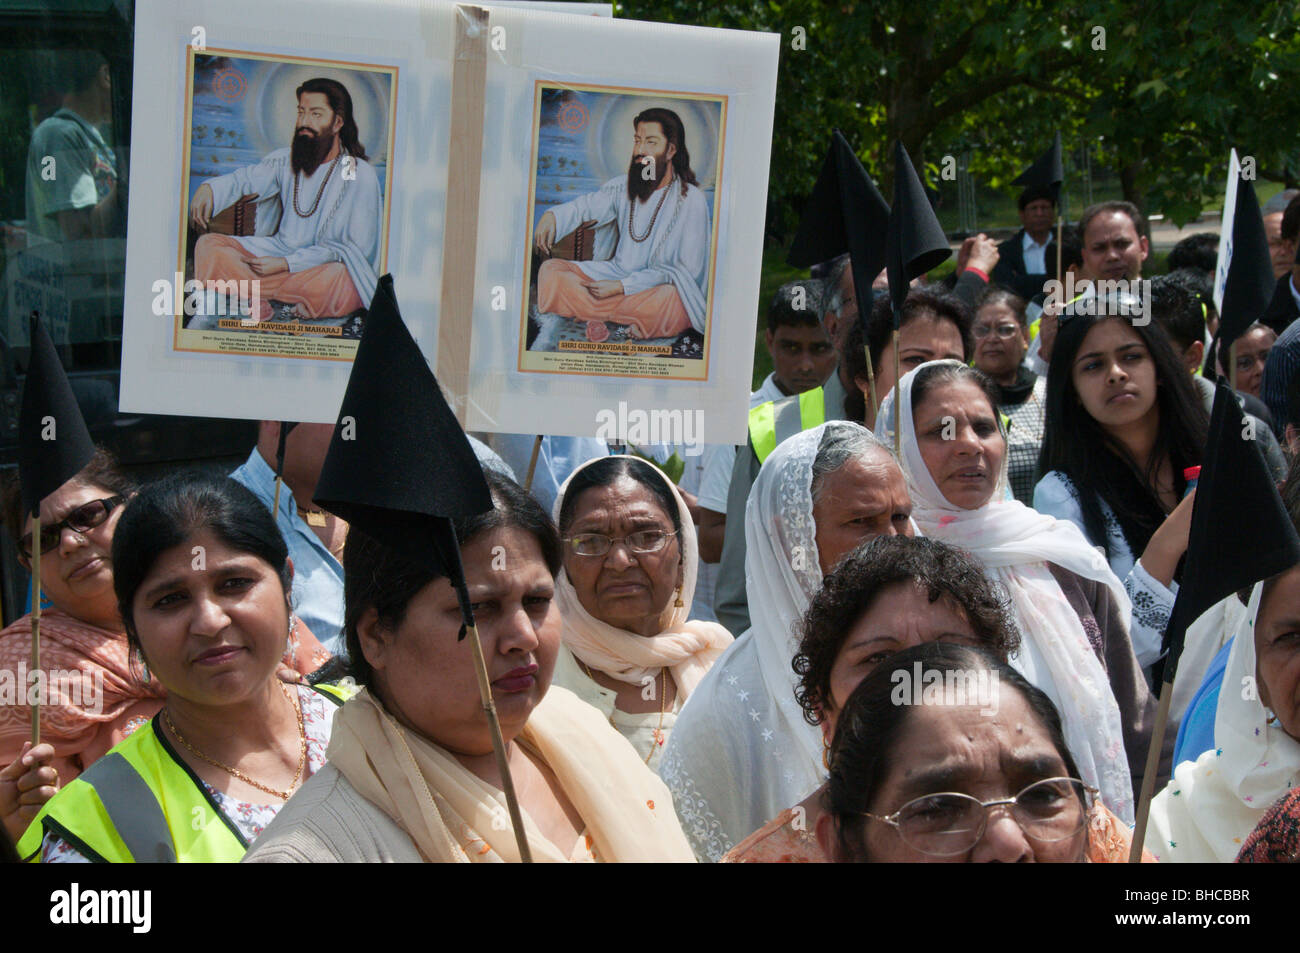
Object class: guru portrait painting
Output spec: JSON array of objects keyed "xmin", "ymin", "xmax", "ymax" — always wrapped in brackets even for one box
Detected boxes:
[
  {"xmin": 176, "ymin": 49, "xmax": 396, "ymax": 360},
  {"xmin": 520, "ymin": 84, "xmax": 725, "ymax": 381}
]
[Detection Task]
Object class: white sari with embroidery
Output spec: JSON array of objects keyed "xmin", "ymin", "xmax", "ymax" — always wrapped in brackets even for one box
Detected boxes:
[{"xmin": 660, "ymin": 423, "xmax": 853, "ymax": 861}]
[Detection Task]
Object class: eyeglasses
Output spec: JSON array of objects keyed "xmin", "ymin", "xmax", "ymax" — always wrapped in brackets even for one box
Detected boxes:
[
  {"xmin": 972, "ymin": 324, "xmax": 1022, "ymax": 340},
  {"xmin": 20, "ymin": 496, "xmax": 123, "ymax": 560},
  {"xmin": 862, "ymin": 777, "xmax": 1094, "ymax": 856},
  {"xmin": 564, "ymin": 530, "xmax": 677, "ymax": 557}
]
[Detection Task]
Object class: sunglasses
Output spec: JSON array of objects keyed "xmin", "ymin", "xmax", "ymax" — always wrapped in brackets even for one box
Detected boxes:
[{"xmin": 21, "ymin": 496, "xmax": 124, "ymax": 560}]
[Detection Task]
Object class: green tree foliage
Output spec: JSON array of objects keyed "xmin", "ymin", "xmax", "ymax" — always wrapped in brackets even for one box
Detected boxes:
[{"xmin": 616, "ymin": 0, "xmax": 1300, "ymax": 235}]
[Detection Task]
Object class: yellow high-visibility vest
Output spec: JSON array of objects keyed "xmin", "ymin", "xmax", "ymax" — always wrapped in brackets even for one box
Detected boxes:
[{"xmin": 17, "ymin": 682, "xmax": 354, "ymax": 862}]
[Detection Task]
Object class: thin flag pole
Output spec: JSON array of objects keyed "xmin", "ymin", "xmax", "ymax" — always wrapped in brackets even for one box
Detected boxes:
[
  {"xmin": 1056, "ymin": 216, "xmax": 1064, "ymax": 282},
  {"xmin": 446, "ymin": 526, "xmax": 532, "ymax": 863},
  {"xmin": 272, "ymin": 421, "xmax": 292, "ymax": 520},
  {"xmin": 523, "ymin": 434, "xmax": 543, "ymax": 492},
  {"xmin": 1129, "ymin": 680, "xmax": 1174, "ymax": 862},
  {"xmin": 862, "ymin": 345, "xmax": 879, "ymax": 424},
  {"xmin": 892, "ymin": 328, "xmax": 901, "ymax": 456},
  {"xmin": 29, "ymin": 518, "xmax": 41, "ymax": 745},
  {"xmin": 465, "ymin": 620, "xmax": 531, "ymax": 862}
]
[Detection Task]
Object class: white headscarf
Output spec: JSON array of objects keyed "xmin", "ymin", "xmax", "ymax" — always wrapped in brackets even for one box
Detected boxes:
[
  {"xmin": 1145, "ymin": 580, "xmax": 1300, "ymax": 862},
  {"xmin": 660, "ymin": 421, "xmax": 875, "ymax": 860},
  {"xmin": 876, "ymin": 360, "xmax": 1136, "ymax": 823},
  {"xmin": 551, "ymin": 456, "xmax": 732, "ymax": 699}
]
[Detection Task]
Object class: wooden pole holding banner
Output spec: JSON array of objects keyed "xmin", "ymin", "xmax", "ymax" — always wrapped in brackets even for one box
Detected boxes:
[
  {"xmin": 862, "ymin": 346, "xmax": 878, "ymax": 425},
  {"xmin": 436, "ymin": 3, "xmax": 490, "ymax": 424},
  {"xmin": 523, "ymin": 435, "xmax": 543, "ymax": 491},
  {"xmin": 1128, "ymin": 678, "xmax": 1173, "ymax": 862},
  {"xmin": 29, "ymin": 519, "xmax": 41, "ymax": 745},
  {"xmin": 435, "ymin": 5, "xmax": 531, "ymax": 862}
]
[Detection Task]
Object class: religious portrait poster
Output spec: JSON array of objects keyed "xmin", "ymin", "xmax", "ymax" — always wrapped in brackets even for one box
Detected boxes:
[
  {"xmin": 461, "ymin": 8, "xmax": 778, "ymax": 446},
  {"xmin": 120, "ymin": 0, "xmax": 458, "ymax": 422},
  {"xmin": 174, "ymin": 49, "xmax": 397, "ymax": 362},
  {"xmin": 519, "ymin": 84, "xmax": 725, "ymax": 381}
]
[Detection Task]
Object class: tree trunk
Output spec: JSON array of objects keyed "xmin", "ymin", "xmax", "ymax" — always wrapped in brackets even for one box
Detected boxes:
[{"xmin": 1119, "ymin": 160, "xmax": 1145, "ymax": 214}]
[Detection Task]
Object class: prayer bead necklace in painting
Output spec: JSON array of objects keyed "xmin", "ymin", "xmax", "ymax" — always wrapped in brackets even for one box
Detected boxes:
[
  {"xmin": 293, "ymin": 153, "xmax": 342, "ymax": 218},
  {"xmin": 628, "ymin": 165, "xmax": 674, "ymax": 243}
]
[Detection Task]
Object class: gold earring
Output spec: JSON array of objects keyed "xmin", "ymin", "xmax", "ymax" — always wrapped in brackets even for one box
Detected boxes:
[
  {"xmin": 673, "ymin": 586, "xmax": 684, "ymax": 608},
  {"xmin": 822, "ymin": 736, "xmax": 832, "ymax": 771}
]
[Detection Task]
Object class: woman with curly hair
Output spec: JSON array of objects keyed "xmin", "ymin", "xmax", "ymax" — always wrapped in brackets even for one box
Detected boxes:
[{"xmin": 723, "ymin": 535, "xmax": 1020, "ymax": 862}]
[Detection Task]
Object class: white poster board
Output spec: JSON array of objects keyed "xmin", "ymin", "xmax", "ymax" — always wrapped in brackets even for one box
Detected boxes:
[
  {"xmin": 457, "ymin": 7, "xmax": 778, "ymax": 446},
  {"xmin": 119, "ymin": 0, "xmax": 611, "ymax": 423},
  {"xmin": 119, "ymin": 0, "xmax": 773, "ymax": 444},
  {"xmin": 1214, "ymin": 148, "xmax": 1240, "ymax": 313},
  {"xmin": 120, "ymin": 0, "xmax": 459, "ymax": 421}
]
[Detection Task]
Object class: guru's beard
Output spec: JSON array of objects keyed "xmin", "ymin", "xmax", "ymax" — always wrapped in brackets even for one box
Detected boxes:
[
  {"xmin": 627, "ymin": 148, "xmax": 671, "ymax": 202},
  {"xmin": 291, "ymin": 128, "xmax": 338, "ymax": 176}
]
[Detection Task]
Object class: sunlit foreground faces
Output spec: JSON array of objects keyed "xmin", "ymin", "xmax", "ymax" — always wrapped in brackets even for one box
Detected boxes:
[
  {"xmin": 912, "ymin": 375, "xmax": 1005, "ymax": 511},
  {"xmin": 129, "ymin": 526, "xmax": 292, "ymax": 706},
  {"xmin": 556, "ymin": 458, "xmax": 684, "ymax": 639},
  {"xmin": 356, "ymin": 524, "xmax": 560, "ymax": 756},
  {"xmin": 819, "ymin": 643, "xmax": 1092, "ymax": 863},
  {"xmin": 1255, "ymin": 563, "xmax": 1300, "ymax": 744},
  {"xmin": 794, "ymin": 535, "xmax": 1022, "ymax": 746}
]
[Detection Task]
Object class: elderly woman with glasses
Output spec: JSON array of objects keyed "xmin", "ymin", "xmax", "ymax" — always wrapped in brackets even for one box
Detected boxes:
[
  {"xmin": 0, "ymin": 453, "xmax": 329, "ymax": 843},
  {"xmin": 971, "ymin": 287, "xmax": 1044, "ymax": 504},
  {"xmin": 818, "ymin": 642, "xmax": 1154, "ymax": 863},
  {"xmin": 549, "ymin": 456, "xmax": 732, "ymax": 772}
]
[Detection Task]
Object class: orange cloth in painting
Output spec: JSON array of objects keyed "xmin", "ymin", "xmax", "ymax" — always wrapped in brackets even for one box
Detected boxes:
[
  {"xmin": 721, "ymin": 802, "xmax": 1156, "ymax": 863},
  {"xmin": 0, "ymin": 607, "xmax": 331, "ymax": 784},
  {"xmin": 195, "ymin": 234, "xmax": 363, "ymax": 319},
  {"xmin": 537, "ymin": 258, "xmax": 691, "ymax": 340}
]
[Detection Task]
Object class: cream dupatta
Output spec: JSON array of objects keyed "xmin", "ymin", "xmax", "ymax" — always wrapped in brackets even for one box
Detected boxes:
[
  {"xmin": 326, "ymin": 686, "xmax": 696, "ymax": 863},
  {"xmin": 875, "ymin": 360, "xmax": 1136, "ymax": 823}
]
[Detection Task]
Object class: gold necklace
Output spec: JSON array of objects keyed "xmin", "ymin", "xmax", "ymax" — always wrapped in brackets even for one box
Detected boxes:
[
  {"xmin": 579, "ymin": 659, "xmax": 667, "ymax": 764},
  {"xmin": 164, "ymin": 680, "xmax": 307, "ymax": 801}
]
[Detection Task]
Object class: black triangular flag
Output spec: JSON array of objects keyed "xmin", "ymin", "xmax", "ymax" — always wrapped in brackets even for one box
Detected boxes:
[
  {"xmin": 1162, "ymin": 380, "xmax": 1300, "ymax": 682},
  {"xmin": 787, "ymin": 131, "xmax": 890, "ymax": 333},
  {"xmin": 313, "ymin": 276, "xmax": 493, "ymax": 580},
  {"xmin": 1216, "ymin": 173, "xmax": 1274, "ymax": 355},
  {"xmin": 886, "ymin": 141, "xmax": 952, "ymax": 325},
  {"xmin": 18, "ymin": 314, "xmax": 95, "ymax": 516},
  {"xmin": 1012, "ymin": 132, "xmax": 1064, "ymax": 203}
]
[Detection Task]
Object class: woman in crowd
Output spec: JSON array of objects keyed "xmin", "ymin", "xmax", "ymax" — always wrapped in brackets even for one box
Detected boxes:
[
  {"xmin": 876, "ymin": 360, "xmax": 1168, "ymax": 817},
  {"xmin": 1219, "ymin": 322, "xmax": 1277, "ymax": 400},
  {"xmin": 819, "ymin": 643, "xmax": 1149, "ymax": 863},
  {"xmin": 1034, "ymin": 304, "xmax": 1208, "ymax": 670},
  {"xmin": 659, "ymin": 421, "xmax": 914, "ymax": 861},
  {"xmin": 1146, "ymin": 560, "xmax": 1300, "ymax": 862},
  {"xmin": 548, "ymin": 456, "xmax": 731, "ymax": 771},
  {"xmin": 840, "ymin": 286, "xmax": 971, "ymax": 427},
  {"xmin": 970, "ymin": 287, "xmax": 1045, "ymax": 504},
  {"xmin": 243, "ymin": 469, "xmax": 694, "ymax": 862},
  {"xmin": 724, "ymin": 534, "xmax": 1021, "ymax": 862},
  {"xmin": 0, "ymin": 452, "xmax": 151, "ymax": 841},
  {"xmin": 0, "ymin": 455, "xmax": 331, "ymax": 843},
  {"xmin": 16, "ymin": 473, "xmax": 347, "ymax": 862}
]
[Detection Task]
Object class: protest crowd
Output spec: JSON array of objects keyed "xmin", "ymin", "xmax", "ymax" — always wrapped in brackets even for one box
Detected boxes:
[{"xmin": 4, "ymin": 5, "xmax": 1300, "ymax": 871}]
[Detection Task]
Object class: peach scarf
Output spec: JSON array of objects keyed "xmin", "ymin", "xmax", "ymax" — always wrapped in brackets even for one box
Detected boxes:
[{"xmin": 326, "ymin": 686, "xmax": 696, "ymax": 863}]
